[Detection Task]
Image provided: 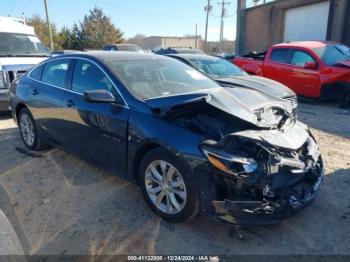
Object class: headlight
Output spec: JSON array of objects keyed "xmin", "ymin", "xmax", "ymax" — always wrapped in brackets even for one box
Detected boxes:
[{"xmin": 202, "ymin": 148, "xmax": 257, "ymax": 174}]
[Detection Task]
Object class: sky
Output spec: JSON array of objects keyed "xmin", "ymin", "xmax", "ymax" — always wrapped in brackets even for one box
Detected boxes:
[{"xmin": 2, "ymin": 0, "xmax": 238, "ymax": 41}]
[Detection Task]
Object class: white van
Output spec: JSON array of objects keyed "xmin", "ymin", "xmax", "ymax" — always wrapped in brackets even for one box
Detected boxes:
[{"xmin": 0, "ymin": 17, "xmax": 49, "ymax": 111}]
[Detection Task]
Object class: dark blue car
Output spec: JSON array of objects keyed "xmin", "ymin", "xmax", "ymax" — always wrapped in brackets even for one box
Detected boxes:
[{"xmin": 10, "ymin": 51, "xmax": 323, "ymax": 225}]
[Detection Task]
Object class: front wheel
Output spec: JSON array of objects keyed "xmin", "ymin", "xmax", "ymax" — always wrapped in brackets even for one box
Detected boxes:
[{"xmin": 139, "ymin": 148, "xmax": 201, "ymax": 223}]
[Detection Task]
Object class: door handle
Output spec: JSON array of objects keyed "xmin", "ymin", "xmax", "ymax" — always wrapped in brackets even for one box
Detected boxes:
[
  {"xmin": 32, "ymin": 89, "xmax": 39, "ymax": 96},
  {"xmin": 65, "ymin": 99, "xmax": 75, "ymax": 108}
]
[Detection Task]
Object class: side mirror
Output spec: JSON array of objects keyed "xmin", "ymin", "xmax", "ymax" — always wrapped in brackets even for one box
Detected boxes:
[
  {"xmin": 84, "ymin": 89, "xmax": 116, "ymax": 103},
  {"xmin": 304, "ymin": 61, "xmax": 318, "ymax": 70}
]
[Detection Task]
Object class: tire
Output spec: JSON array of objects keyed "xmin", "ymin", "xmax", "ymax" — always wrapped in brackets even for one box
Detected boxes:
[
  {"xmin": 139, "ymin": 148, "xmax": 201, "ymax": 223},
  {"xmin": 18, "ymin": 107, "xmax": 48, "ymax": 151}
]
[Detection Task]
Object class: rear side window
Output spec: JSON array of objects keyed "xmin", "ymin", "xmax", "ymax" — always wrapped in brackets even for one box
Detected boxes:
[
  {"xmin": 270, "ymin": 49, "xmax": 289, "ymax": 63},
  {"xmin": 41, "ymin": 59, "xmax": 70, "ymax": 88},
  {"xmin": 30, "ymin": 64, "xmax": 44, "ymax": 80}
]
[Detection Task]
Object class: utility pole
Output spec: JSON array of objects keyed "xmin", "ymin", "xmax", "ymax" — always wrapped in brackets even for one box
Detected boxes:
[
  {"xmin": 218, "ymin": 0, "xmax": 230, "ymax": 52},
  {"xmin": 195, "ymin": 23, "xmax": 198, "ymax": 49},
  {"xmin": 44, "ymin": 0, "xmax": 54, "ymax": 51},
  {"xmin": 204, "ymin": 0, "xmax": 212, "ymax": 52}
]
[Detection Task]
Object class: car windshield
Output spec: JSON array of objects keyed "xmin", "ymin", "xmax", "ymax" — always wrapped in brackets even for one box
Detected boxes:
[
  {"xmin": 189, "ymin": 58, "xmax": 247, "ymax": 78},
  {"xmin": 314, "ymin": 44, "xmax": 350, "ymax": 66},
  {"xmin": 0, "ymin": 32, "xmax": 50, "ymax": 57},
  {"xmin": 107, "ymin": 58, "xmax": 219, "ymax": 100}
]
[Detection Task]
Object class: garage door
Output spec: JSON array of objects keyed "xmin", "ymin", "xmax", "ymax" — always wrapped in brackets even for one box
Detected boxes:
[{"xmin": 284, "ymin": 1, "xmax": 330, "ymax": 42}]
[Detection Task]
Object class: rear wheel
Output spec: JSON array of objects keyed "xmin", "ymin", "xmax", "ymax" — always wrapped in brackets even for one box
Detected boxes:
[
  {"xmin": 18, "ymin": 107, "xmax": 48, "ymax": 151},
  {"xmin": 139, "ymin": 148, "xmax": 201, "ymax": 223}
]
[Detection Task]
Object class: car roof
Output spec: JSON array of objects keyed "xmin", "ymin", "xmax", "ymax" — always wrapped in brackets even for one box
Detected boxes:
[
  {"xmin": 49, "ymin": 50, "xmax": 168, "ymax": 62},
  {"xmin": 167, "ymin": 53, "xmax": 220, "ymax": 61},
  {"xmin": 273, "ymin": 41, "xmax": 338, "ymax": 49}
]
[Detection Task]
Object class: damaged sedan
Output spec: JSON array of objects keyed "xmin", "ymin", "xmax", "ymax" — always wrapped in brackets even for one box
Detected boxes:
[{"xmin": 10, "ymin": 52, "xmax": 323, "ymax": 225}]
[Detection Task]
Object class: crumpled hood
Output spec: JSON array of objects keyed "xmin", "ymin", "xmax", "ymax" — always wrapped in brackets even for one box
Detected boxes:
[
  {"xmin": 146, "ymin": 87, "xmax": 294, "ymax": 128},
  {"xmin": 217, "ymin": 75, "xmax": 296, "ymax": 98}
]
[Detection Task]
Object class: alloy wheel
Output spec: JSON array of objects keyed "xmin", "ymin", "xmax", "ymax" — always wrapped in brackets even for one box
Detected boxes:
[
  {"xmin": 20, "ymin": 113, "xmax": 35, "ymax": 147},
  {"xmin": 144, "ymin": 160, "xmax": 187, "ymax": 214}
]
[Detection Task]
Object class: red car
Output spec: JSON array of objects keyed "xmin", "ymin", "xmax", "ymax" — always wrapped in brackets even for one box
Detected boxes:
[{"xmin": 233, "ymin": 41, "xmax": 350, "ymax": 100}]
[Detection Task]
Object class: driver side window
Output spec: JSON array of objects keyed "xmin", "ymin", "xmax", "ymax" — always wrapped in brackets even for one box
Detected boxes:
[
  {"xmin": 72, "ymin": 60, "xmax": 114, "ymax": 94},
  {"xmin": 291, "ymin": 50, "xmax": 315, "ymax": 67}
]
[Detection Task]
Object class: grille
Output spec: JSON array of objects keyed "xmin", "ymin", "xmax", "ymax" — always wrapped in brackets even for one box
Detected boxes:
[{"xmin": 3, "ymin": 70, "xmax": 27, "ymax": 88}]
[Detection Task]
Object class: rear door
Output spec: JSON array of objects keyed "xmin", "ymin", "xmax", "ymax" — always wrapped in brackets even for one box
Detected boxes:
[
  {"xmin": 60, "ymin": 58, "xmax": 129, "ymax": 176},
  {"xmin": 264, "ymin": 48, "xmax": 293, "ymax": 88},
  {"xmin": 27, "ymin": 58, "xmax": 72, "ymax": 144}
]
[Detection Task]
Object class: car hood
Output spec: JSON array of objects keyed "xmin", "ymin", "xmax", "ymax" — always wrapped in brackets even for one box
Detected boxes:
[
  {"xmin": 217, "ymin": 75, "xmax": 296, "ymax": 98},
  {"xmin": 0, "ymin": 57, "xmax": 47, "ymax": 67},
  {"xmin": 146, "ymin": 87, "xmax": 294, "ymax": 128},
  {"xmin": 334, "ymin": 61, "xmax": 350, "ymax": 69}
]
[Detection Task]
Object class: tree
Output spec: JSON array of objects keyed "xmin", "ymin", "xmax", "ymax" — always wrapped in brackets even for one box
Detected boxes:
[
  {"xmin": 58, "ymin": 26, "xmax": 75, "ymax": 50},
  {"xmin": 74, "ymin": 7, "xmax": 124, "ymax": 49},
  {"xmin": 127, "ymin": 34, "xmax": 146, "ymax": 47},
  {"xmin": 27, "ymin": 15, "xmax": 62, "ymax": 50}
]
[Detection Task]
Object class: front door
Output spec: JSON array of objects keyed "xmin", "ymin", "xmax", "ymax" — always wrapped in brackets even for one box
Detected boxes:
[
  {"xmin": 287, "ymin": 50, "xmax": 320, "ymax": 97},
  {"xmin": 61, "ymin": 58, "xmax": 129, "ymax": 176}
]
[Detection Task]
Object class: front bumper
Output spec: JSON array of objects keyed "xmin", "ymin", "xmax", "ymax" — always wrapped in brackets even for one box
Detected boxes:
[
  {"xmin": 212, "ymin": 165, "xmax": 323, "ymax": 225},
  {"xmin": 0, "ymin": 89, "xmax": 10, "ymax": 111}
]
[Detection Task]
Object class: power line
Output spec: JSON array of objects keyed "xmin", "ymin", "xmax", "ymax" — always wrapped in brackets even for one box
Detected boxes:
[{"xmin": 95, "ymin": 0, "xmax": 204, "ymax": 19}]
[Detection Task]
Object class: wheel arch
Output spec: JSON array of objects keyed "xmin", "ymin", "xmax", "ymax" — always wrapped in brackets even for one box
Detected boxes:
[
  {"xmin": 15, "ymin": 103, "xmax": 28, "ymax": 124},
  {"xmin": 131, "ymin": 142, "xmax": 162, "ymax": 184}
]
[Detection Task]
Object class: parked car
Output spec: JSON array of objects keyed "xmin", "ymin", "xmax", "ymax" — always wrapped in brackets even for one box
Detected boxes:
[
  {"xmin": 233, "ymin": 41, "xmax": 350, "ymax": 101},
  {"xmin": 50, "ymin": 50, "xmax": 82, "ymax": 57},
  {"xmin": 154, "ymin": 47, "xmax": 204, "ymax": 55},
  {"xmin": 0, "ymin": 16, "xmax": 49, "ymax": 111},
  {"xmin": 167, "ymin": 54, "xmax": 297, "ymax": 107},
  {"xmin": 10, "ymin": 52, "xmax": 323, "ymax": 225},
  {"xmin": 102, "ymin": 44, "xmax": 143, "ymax": 52},
  {"xmin": 214, "ymin": 52, "xmax": 235, "ymax": 61}
]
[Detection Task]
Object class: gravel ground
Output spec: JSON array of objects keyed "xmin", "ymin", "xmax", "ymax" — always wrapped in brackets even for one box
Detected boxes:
[{"xmin": 0, "ymin": 102, "xmax": 349, "ymax": 255}]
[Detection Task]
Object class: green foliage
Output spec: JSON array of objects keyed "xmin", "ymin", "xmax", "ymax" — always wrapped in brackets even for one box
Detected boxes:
[
  {"xmin": 28, "ymin": 7, "xmax": 124, "ymax": 51},
  {"xmin": 74, "ymin": 7, "xmax": 124, "ymax": 49}
]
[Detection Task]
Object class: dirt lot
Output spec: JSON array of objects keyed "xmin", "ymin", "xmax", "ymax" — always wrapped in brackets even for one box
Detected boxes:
[{"xmin": 0, "ymin": 101, "xmax": 349, "ymax": 255}]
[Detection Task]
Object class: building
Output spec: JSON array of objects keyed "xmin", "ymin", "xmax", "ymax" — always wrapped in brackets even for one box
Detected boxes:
[
  {"xmin": 206, "ymin": 40, "xmax": 236, "ymax": 54},
  {"xmin": 236, "ymin": 0, "xmax": 350, "ymax": 54},
  {"xmin": 142, "ymin": 36, "xmax": 203, "ymax": 50}
]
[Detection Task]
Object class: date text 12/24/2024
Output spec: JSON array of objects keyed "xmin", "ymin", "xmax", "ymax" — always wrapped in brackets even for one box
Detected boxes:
[{"xmin": 127, "ymin": 256, "xmax": 217, "ymax": 261}]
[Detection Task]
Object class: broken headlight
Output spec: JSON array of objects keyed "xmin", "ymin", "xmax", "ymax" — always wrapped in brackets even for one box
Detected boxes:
[{"xmin": 201, "ymin": 147, "xmax": 257, "ymax": 175}]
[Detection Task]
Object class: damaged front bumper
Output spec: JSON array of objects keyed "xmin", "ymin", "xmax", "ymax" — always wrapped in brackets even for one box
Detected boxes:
[
  {"xmin": 202, "ymin": 121, "xmax": 324, "ymax": 225},
  {"xmin": 212, "ymin": 169, "xmax": 323, "ymax": 225}
]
